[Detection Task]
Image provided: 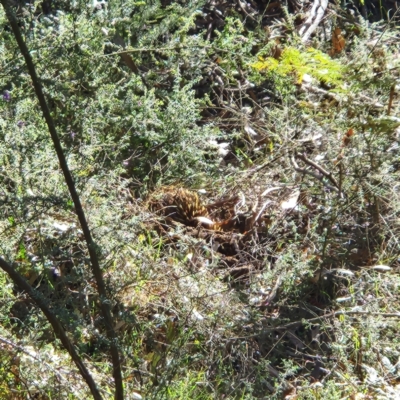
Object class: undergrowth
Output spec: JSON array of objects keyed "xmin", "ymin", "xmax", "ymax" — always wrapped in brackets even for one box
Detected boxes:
[{"xmin": 0, "ymin": 0, "xmax": 400, "ymax": 399}]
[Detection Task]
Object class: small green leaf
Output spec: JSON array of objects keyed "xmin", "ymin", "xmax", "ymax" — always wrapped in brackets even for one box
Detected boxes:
[{"xmin": 17, "ymin": 243, "xmax": 27, "ymax": 261}]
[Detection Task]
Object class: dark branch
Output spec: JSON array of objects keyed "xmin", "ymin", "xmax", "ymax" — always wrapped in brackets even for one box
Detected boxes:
[
  {"xmin": 0, "ymin": 1, "xmax": 124, "ymax": 398},
  {"xmin": 0, "ymin": 256, "xmax": 103, "ymax": 400}
]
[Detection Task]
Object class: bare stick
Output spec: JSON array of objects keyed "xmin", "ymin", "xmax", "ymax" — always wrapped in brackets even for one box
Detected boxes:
[
  {"xmin": 295, "ymin": 152, "xmax": 340, "ymax": 189},
  {"xmin": 0, "ymin": 2, "xmax": 123, "ymax": 398},
  {"xmin": 290, "ymin": 154, "xmax": 339, "ymax": 192},
  {"xmin": 388, "ymin": 84, "xmax": 395, "ymax": 116}
]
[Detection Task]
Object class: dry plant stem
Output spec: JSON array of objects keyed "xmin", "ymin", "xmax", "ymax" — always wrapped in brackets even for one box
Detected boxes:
[
  {"xmin": 252, "ymin": 200, "xmax": 272, "ymax": 227},
  {"xmin": 388, "ymin": 84, "xmax": 395, "ymax": 116},
  {"xmin": 290, "ymin": 154, "xmax": 339, "ymax": 192},
  {"xmin": 0, "ymin": 2, "xmax": 123, "ymax": 399},
  {"xmin": 300, "ymin": 83, "xmax": 341, "ymax": 103},
  {"xmin": 364, "ymin": 7, "xmax": 400, "ymax": 62},
  {"xmin": 299, "ymin": 0, "xmax": 328, "ymax": 43},
  {"xmin": 0, "ymin": 257, "xmax": 102, "ymax": 400},
  {"xmin": 338, "ymin": 162, "xmax": 343, "ymax": 198},
  {"xmin": 261, "ymin": 275, "xmax": 282, "ymax": 305},
  {"xmin": 295, "ymin": 152, "xmax": 339, "ymax": 189},
  {"xmin": 236, "ymin": 0, "xmax": 256, "ymax": 21}
]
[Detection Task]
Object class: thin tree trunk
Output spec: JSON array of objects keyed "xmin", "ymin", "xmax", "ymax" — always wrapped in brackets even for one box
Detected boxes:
[{"xmin": 0, "ymin": 1, "xmax": 124, "ymax": 398}]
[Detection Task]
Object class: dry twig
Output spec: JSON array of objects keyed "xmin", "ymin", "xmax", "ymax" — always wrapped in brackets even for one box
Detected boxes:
[
  {"xmin": 299, "ymin": 0, "xmax": 328, "ymax": 43},
  {"xmin": 290, "ymin": 153, "xmax": 339, "ymax": 193}
]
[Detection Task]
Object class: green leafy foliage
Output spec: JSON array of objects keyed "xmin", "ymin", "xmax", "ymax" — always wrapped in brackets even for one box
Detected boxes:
[{"xmin": 253, "ymin": 47, "xmax": 345, "ymax": 85}]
